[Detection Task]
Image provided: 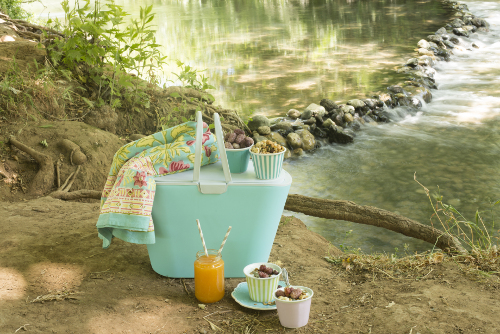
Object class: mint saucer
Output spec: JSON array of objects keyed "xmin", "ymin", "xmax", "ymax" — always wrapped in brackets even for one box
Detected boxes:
[{"xmin": 231, "ymin": 281, "xmax": 285, "ymax": 310}]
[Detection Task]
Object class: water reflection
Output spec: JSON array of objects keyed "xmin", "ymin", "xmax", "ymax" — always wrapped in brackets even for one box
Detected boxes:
[
  {"xmin": 31, "ymin": 0, "xmax": 450, "ymax": 117},
  {"xmin": 285, "ymin": 0, "xmax": 500, "ymax": 252}
]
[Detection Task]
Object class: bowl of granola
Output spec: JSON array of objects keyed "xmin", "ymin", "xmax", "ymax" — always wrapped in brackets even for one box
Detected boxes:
[
  {"xmin": 249, "ymin": 140, "xmax": 287, "ymax": 180},
  {"xmin": 274, "ymin": 286, "xmax": 314, "ymax": 328}
]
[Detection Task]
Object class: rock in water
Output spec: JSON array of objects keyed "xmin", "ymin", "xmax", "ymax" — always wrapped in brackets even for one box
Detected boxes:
[
  {"xmin": 296, "ymin": 129, "xmax": 316, "ymax": 151},
  {"xmin": 247, "ymin": 115, "xmax": 270, "ymax": 131},
  {"xmin": 287, "ymin": 109, "xmax": 301, "ymax": 119},
  {"xmin": 268, "ymin": 132, "xmax": 288, "ymax": 148},
  {"xmin": 347, "ymin": 99, "xmax": 365, "ymax": 109},
  {"xmin": 339, "ymin": 105, "xmax": 355, "ymax": 115},
  {"xmin": 302, "ymin": 103, "xmax": 327, "ymax": 118},
  {"xmin": 325, "ymin": 124, "xmax": 354, "ymax": 144},
  {"xmin": 320, "ymin": 99, "xmax": 338, "ymax": 112},
  {"xmin": 271, "ymin": 122, "xmax": 294, "ymax": 134},
  {"xmin": 417, "ymin": 39, "xmax": 431, "ymax": 49},
  {"xmin": 257, "ymin": 126, "xmax": 271, "ymax": 135},
  {"xmin": 286, "ymin": 133, "xmax": 303, "ymax": 149}
]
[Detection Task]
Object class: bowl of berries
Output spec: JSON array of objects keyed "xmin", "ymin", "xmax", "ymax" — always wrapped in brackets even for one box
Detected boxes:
[
  {"xmin": 243, "ymin": 263, "xmax": 282, "ymax": 303},
  {"xmin": 224, "ymin": 129, "xmax": 254, "ymax": 173}
]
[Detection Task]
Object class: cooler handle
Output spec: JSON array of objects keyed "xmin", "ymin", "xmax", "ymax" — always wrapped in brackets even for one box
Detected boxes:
[{"xmin": 193, "ymin": 110, "xmax": 232, "ymax": 187}]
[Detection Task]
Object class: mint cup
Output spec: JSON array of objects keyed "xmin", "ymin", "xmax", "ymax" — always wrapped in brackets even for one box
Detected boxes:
[
  {"xmin": 226, "ymin": 145, "xmax": 252, "ymax": 173},
  {"xmin": 243, "ymin": 263, "xmax": 282, "ymax": 303},
  {"xmin": 250, "ymin": 148, "xmax": 286, "ymax": 180},
  {"xmin": 274, "ymin": 286, "xmax": 314, "ymax": 328}
]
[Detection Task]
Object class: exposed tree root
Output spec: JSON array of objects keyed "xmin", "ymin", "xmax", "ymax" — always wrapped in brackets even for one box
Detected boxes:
[
  {"xmin": 284, "ymin": 194, "xmax": 467, "ymax": 255},
  {"xmin": 9, "ymin": 136, "xmax": 54, "ymax": 196},
  {"xmin": 0, "ymin": 161, "xmax": 17, "ymax": 184},
  {"xmin": 50, "ymin": 189, "xmax": 101, "ymax": 200},
  {"xmin": 8, "ymin": 137, "xmax": 100, "ymax": 201}
]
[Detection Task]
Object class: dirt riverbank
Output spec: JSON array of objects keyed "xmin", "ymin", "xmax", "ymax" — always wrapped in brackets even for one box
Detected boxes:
[{"xmin": 0, "ymin": 198, "xmax": 499, "ymax": 334}]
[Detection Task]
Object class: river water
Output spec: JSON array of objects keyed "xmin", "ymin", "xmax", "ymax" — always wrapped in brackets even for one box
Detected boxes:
[{"xmin": 30, "ymin": 0, "xmax": 500, "ymax": 252}]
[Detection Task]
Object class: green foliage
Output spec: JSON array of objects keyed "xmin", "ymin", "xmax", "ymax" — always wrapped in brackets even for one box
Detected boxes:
[
  {"xmin": 47, "ymin": 0, "xmax": 167, "ymax": 110},
  {"xmin": 0, "ymin": 0, "xmax": 32, "ymax": 20},
  {"xmin": 173, "ymin": 61, "xmax": 215, "ymax": 91}
]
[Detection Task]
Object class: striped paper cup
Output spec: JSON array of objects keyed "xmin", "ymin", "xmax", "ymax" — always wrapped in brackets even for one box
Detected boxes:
[
  {"xmin": 244, "ymin": 263, "xmax": 282, "ymax": 303},
  {"xmin": 250, "ymin": 148, "xmax": 286, "ymax": 180}
]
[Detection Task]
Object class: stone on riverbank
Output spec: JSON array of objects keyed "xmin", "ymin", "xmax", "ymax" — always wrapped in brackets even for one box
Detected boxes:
[
  {"xmin": 257, "ymin": 126, "xmax": 271, "ymax": 135},
  {"xmin": 326, "ymin": 124, "xmax": 354, "ymax": 144},
  {"xmin": 320, "ymin": 99, "xmax": 338, "ymax": 112},
  {"xmin": 417, "ymin": 39, "xmax": 431, "ymax": 49},
  {"xmin": 347, "ymin": 99, "xmax": 365, "ymax": 109},
  {"xmin": 418, "ymin": 48, "xmax": 434, "ymax": 57},
  {"xmin": 247, "ymin": 115, "xmax": 270, "ymax": 131},
  {"xmin": 402, "ymin": 86, "xmax": 432, "ymax": 104},
  {"xmin": 271, "ymin": 122, "xmax": 294, "ymax": 133},
  {"xmin": 339, "ymin": 105, "xmax": 355, "ymax": 115},
  {"xmin": 453, "ymin": 28, "xmax": 469, "ymax": 37},
  {"xmin": 268, "ymin": 132, "xmax": 288, "ymax": 148},
  {"xmin": 287, "ymin": 132, "xmax": 302, "ymax": 149},
  {"xmin": 287, "ymin": 109, "xmax": 301, "ymax": 119},
  {"xmin": 296, "ymin": 129, "xmax": 316, "ymax": 151},
  {"xmin": 301, "ymin": 103, "xmax": 327, "ymax": 119}
]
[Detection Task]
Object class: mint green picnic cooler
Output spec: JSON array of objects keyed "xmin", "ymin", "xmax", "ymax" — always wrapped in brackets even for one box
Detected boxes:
[{"xmin": 146, "ymin": 111, "xmax": 292, "ymax": 278}]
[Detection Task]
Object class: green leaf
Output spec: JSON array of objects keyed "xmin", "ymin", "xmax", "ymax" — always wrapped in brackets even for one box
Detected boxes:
[
  {"xmin": 81, "ymin": 97, "xmax": 94, "ymax": 108},
  {"xmin": 170, "ymin": 92, "xmax": 181, "ymax": 98}
]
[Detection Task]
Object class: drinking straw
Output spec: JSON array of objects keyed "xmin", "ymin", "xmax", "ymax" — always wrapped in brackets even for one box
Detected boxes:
[
  {"xmin": 196, "ymin": 219, "xmax": 208, "ymax": 257},
  {"xmin": 217, "ymin": 226, "xmax": 232, "ymax": 256}
]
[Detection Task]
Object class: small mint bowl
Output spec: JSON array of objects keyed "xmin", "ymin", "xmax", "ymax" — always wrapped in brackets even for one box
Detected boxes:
[{"xmin": 226, "ymin": 145, "xmax": 252, "ymax": 173}]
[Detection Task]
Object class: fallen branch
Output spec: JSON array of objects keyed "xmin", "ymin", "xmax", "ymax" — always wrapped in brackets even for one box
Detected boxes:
[{"xmin": 284, "ymin": 194, "xmax": 466, "ymax": 254}]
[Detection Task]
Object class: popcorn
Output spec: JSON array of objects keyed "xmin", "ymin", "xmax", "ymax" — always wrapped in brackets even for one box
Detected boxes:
[{"xmin": 250, "ymin": 140, "xmax": 285, "ymax": 154}]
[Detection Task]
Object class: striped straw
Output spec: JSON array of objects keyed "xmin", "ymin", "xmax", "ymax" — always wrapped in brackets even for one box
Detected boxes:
[
  {"xmin": 196, "ymin": 219, "xmax": 208, "ymax": 257},
  {"xmin": 217, "ymin": 226, "xmax": 232, "ymax": 257}
]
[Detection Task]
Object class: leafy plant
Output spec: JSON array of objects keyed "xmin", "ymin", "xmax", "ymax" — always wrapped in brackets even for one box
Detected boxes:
[
  {"xmin": 173, "ymin": 61, "xmax": 215, "ymax": 91},
  {"xmin": 47, "ymin": 0, "xmax": 167, "ymax": 111},
  {"xmin": 0, "ymin": 0, "xmax": 33, "ymax": 20}
]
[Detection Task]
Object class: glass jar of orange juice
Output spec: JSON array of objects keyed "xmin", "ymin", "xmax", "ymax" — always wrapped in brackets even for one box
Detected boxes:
[{"xmin": 194, "ymin": 249, "xmax": 225, "ymax": 303}]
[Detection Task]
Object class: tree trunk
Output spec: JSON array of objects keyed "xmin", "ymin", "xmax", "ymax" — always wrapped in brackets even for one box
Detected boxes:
[{"xmin": 284, "ymin": 194, "xmax": 466, "ymax": 254}]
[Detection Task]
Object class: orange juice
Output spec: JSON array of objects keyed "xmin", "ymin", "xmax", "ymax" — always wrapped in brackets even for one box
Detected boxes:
[{"xmin": 194, "ymin": 249, "xmax": 225, "ymax": 303}]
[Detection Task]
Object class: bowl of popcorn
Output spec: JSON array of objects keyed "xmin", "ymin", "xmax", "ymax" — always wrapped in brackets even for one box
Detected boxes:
[
  {"xmin": 243, "ymin": 263, "xmax": 282, "ymax": 303},
  {"xmin": 249, "ymin": 140, "xmax": 287, "ymax": 179},
  {"xmin": 274, "ymin": 285, "xmax": 314, "ymax": 328},
  {"xmin": 224, "ymin": 129, "xmax": 254, "ymax": 173}
]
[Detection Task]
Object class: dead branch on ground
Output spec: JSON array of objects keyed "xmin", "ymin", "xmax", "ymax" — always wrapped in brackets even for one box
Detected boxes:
[{"xmin": 284, "ymin": 194, "xmax": 466, "ymax": 255}]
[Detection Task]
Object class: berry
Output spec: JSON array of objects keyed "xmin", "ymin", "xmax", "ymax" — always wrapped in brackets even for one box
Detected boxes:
[
  {"xmin": 244, "ymin": 137, "xmax": 254, "ymax": 147},
  {"xmin": 290, "ymin": 288, "xmax": 303, "ymax": 299},
  {"xmin": 227, "ymin": 133, "xmax": 236, "ymax": 143},
  {"xmin": 259, "ymin": 271, "xmax": 269, "ymax": 278},
  {"xmin": 234, "ymin": 129, "xmax": 245, "ymax": 135},
  {"xmin": 234, "ymin": 134, "xmax": 246, "ymax": 144},
  {"xmin": 275, "ymin": 290, "xmax": 286, "ymax": 298}
]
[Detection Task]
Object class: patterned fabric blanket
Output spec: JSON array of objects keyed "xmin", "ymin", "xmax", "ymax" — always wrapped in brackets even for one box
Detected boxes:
[{"xmin": 96, "ymin": 121, "xmax": 219, "ymax": 249}]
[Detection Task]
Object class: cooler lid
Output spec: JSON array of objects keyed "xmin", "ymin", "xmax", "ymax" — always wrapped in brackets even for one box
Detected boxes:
[{"xmin": 154, "ymin": 161, "xmax": 291, "ymax": 187}]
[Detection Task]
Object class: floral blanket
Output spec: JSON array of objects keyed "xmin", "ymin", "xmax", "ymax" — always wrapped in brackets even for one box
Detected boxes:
[{"xmin": 96, "ymin": 121, "xmax": 219, "ymax": 249}]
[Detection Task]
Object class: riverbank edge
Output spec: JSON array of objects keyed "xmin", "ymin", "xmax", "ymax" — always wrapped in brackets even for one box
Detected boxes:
[{"xmin": 246, "ymin": 0, "xmax": 491, "ymax": 160}]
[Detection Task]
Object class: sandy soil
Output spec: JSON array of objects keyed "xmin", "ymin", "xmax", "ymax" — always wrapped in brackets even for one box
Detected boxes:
[{"xmin": 0, "ymin": 197, "xmax": 499, "ymax": 334}]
